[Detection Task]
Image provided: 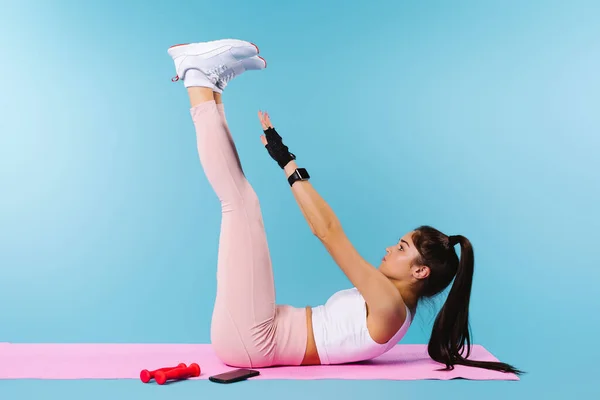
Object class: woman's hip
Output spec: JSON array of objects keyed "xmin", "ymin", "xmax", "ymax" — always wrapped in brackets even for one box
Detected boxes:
[{"xmin": 210, "ymin": 304, "xmax": 309, "ymax": 368}]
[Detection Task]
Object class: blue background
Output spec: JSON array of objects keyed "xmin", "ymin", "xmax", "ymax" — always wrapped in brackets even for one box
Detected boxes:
[{"xmin": 1, "ymin": 0, "xmax": 599, "ymax": 398}]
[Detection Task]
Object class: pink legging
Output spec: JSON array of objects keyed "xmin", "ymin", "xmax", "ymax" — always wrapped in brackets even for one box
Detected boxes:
[{"xmin": 191, "ymin": 100, "xmax": 307, "ymax": 368}]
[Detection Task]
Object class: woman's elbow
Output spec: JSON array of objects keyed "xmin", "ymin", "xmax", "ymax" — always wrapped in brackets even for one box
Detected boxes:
[{"xmin": 314, "ymin": 219, "xmax": 342, "ymax": 241}]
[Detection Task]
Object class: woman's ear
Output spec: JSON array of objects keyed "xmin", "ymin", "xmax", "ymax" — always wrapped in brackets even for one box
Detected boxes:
[{"xmin": 412, "ymin": 265, "xmax": 430, "ymax": 280}]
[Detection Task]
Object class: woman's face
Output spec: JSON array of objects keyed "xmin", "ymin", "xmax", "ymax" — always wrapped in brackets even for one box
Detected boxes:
[{"xmin": 378, "ymin": 231, "xmax": 429, "ymax": 282}]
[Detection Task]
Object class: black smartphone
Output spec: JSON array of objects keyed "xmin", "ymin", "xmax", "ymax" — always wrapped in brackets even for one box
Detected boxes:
[{"xmin": 208, "ymin": 368, "xmax": 260, "ymax": 384}]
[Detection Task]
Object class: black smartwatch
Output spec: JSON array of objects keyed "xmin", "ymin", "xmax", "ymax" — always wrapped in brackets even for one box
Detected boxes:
[{"xmin": 287, "ymin": 168, "xmax": 310, "ymax": 187}]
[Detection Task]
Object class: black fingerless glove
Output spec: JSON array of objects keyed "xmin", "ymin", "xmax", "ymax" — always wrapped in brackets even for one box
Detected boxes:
[{"xmin": 264, "ymin": 127, "xmax": 296, "ymax": 169}]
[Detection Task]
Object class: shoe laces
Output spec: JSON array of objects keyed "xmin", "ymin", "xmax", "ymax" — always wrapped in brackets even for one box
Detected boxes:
[
  {"xmin": 206, "ymin": 64, "xmax": 227, "ymax": 83},
  {"xmin": 220, "ymin": 69, "xmax": 235, "ymax": 85}
]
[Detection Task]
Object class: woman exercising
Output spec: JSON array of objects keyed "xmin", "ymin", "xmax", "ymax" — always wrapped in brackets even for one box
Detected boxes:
[{"xmin": 167, "ymin": 38, "xmax": 521, "ymax": 374}]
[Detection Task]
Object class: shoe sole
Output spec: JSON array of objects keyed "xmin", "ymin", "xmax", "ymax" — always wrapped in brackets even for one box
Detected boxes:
[{"xmin": 258, "ymin": 56, "xmax": 266, "ymax": 68}]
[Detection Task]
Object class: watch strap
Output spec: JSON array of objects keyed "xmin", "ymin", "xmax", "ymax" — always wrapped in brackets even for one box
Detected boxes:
[{"xmin": 287, "ymin": 168, "xmax": 310, "ymax": 186}]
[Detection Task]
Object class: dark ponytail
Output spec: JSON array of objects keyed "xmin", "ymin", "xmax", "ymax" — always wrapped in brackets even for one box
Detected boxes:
[{"xmin": 412, "ymin": 227, "xmax": 522, "ymax": 375}]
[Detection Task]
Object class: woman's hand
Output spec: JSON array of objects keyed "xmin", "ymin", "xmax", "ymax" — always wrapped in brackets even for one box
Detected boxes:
[
  {"xmin": 257, "ymin": 110, "xmax": 297, "ymax": 170},
  {"xmin": 257, "ymin": 110, "xmax": 273, "ymax": 146}
]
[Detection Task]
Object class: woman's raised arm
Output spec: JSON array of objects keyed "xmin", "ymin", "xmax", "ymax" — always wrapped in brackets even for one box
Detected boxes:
[{"xmin": 258, "ymin": 112, "xmax": 406, "ymax": 321}]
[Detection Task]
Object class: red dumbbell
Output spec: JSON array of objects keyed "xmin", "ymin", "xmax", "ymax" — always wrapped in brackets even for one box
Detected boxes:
[
  {"xmin": 140, "ymin": 363, "xmax": 187, "ymax": 383},
  {"xmin": 155, "ymin": 363, "xmax": 201, "ymax": 385}
]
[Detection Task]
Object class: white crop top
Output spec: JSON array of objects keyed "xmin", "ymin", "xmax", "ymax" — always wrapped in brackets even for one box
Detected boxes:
[{"xmin": 311, "ymin": 287, "xmax": 412, "ymax": 365}]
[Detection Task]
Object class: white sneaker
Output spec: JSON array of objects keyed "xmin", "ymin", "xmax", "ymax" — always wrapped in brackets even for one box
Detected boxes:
[
  {"xmin": 168, "ymin": 39, "xmax": 260, "ymax": 90},
  {"xmin": 215, "ymin": 55, "xmax": 267, "ymax": 93}
]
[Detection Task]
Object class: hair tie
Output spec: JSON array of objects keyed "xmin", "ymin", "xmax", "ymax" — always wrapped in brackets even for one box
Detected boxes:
[{"xmin": 448, "ymin": 235, "xmax": 459, "ymax": 246}]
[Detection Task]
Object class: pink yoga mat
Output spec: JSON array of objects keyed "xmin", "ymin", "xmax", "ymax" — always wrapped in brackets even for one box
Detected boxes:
[{"xmin": 0, "ymin": 342, "xmax": 518, "ymax": 381}]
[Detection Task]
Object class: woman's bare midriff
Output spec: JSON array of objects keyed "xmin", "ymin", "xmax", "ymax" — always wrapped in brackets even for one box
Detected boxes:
[{"xmin": 300, "ymin": 306, "xmax": 321, "ymax": 365}]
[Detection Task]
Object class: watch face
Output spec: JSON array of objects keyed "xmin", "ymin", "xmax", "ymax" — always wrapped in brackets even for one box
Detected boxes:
[{"xmin": 298, "ymin": 168, "xmax": 310, "ymax": 179}]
